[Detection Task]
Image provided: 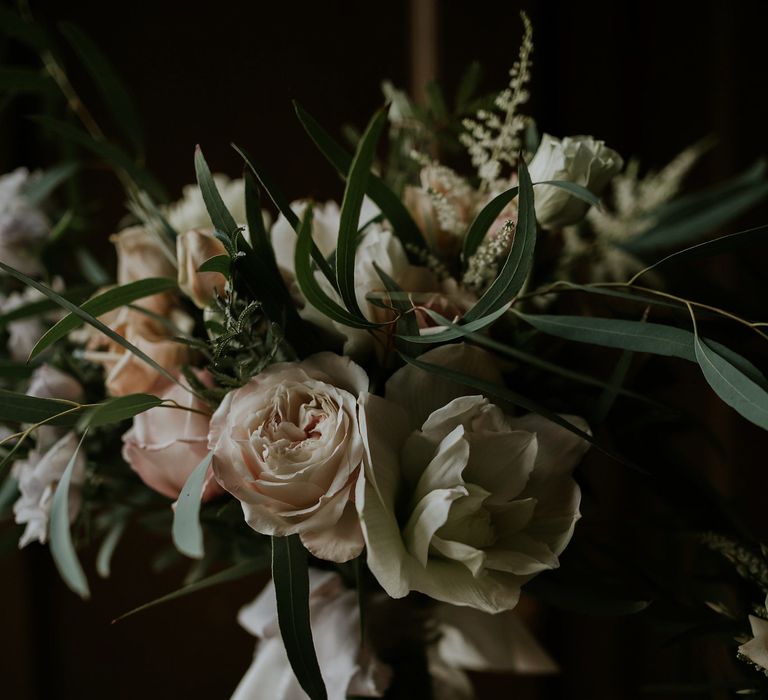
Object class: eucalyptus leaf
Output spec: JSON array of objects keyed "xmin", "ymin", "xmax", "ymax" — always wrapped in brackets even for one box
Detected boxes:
[
  {"xmin": 30, "ymin": 277, "xmax": 178, "ymax": 361},
  {"xmin": 694, "ymin": 337, "xmax": 768, "ymax": 430},
  {"xmin": 294, "ymin": 206, "xmax": 379, "ymax": 329},
  {"xmin": 626, "ymin": 160, "xmax": 768, "ymax": 254},
  {"xmin": 293, "ymin": 102, "xmax": 426, "ymax": 257},
  {"xmin": 336, "ymin": 109, "xmax": 387, "ymax": 316},
  {"xmin": 0, "ymin": 389, "xmax": 80, "ymax": 426},
  {"xmin": 0, "ymin": 6, "xmax": 47, "ymax": 48},
  {"xmin": 0, "ymin": 261, "xmax": 180, "ymax": 388},
  {"xmin": 172, "ymin": 451, "xmax": 214, "ymax": 559},
  {"xmin": 272, "ymin": 535, "xmax": 328, "ymax": 700},
  {"xmin": 194, "ymin": 147, "xmax": 240, "ymax": 238},
  {"xmin": 232, "ymin": 144, "xmax": 336, "ymax": 288},
  {"xmin": 113, "ymin": 559, "xmax": 265, "ymax": 622},
  {"xmin": 516, "ymin": 313, "xmax": 768, "ymax": 390},
  {"xmin": 463, "ymin": 158, "xmax": 536, "ymax": 321},
  {"xmin": 78, "ymin": 393, "xmax": 163, "ymax": 429},
  {"xmin": 49, "ymin": 432, "xmax": 89, "ymax": 599},
  {"xmin": 462, "ymin": 185, "xmax": 518, "ymax": 264}
]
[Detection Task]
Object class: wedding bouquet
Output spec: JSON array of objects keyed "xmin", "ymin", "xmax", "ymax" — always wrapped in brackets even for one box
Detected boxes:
[{"xmin": 3, "ymin": 8, "xmax": 768, "ymax": 698}]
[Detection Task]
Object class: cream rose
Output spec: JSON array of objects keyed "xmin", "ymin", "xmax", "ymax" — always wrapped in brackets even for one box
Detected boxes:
[
  {"xmin": 271, "ymin": 199, "xmax": 471, "ymax": 356},
  {"xmin": 528, "ymin": 134, "xmax": 623, "ymax": 229},
  {"xmin": 208, "ymin": 353, "xmax": 368, "ymax": 562},
  {"xmin": 233, "ymin": 569, "xmax": 390, "ymax": 700},
  {"xmin": 82, "ymin": 307, "xmax": 191, "ymax": 397},
  {"xmin": 12, "ymin": 431, "xmax": 86, "ymax": 548},
  {"xmin": 0, "ymin": 168, "xmax": 49, "ymax": 276},
  {"xmin": 111, "ymin": 226, "xmax": 176, "ymax": 315},
  {"xmin": 166, "ymin": 175, "xmax": 246, "ymax": 233},
  {"xmin": 27, "ymin": 364, "xmax": 84, "ymax": 403},
  {"xmin": 176, "ymin": 229, "xmax": 227, "ymax": 308},
  {"xmin": 739, "ymin": 602, "xmax": 768, "ymax": 671},
  {"xmin": 357, "ymin": 344, "xmax": 589, "ymax": 613},
  {"xmin": 122, "ymin": 372, "xmax": 223, "ymax": 501}
]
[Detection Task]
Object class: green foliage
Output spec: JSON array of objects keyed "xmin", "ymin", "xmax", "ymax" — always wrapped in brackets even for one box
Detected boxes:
[
  {"xmin": 272, "ymin": 535, "xmax": 328, "ymax": 700},
  {"xmin": 464, "ymin": 158, "xmax": 536, "ymax": 321},
  {"xmin": 172, "ymin": 452, "xmax": 214, "ymax": 560},
  {"xmin": 78, "ymin": 394, "xmax": 163, "ymax": 429},
  {"xmin": 49, "ymin": 433, "xmax": 90, "ymax": 599},
  {"xmin": 31, "ymin": 277, "xmax": 178, "ymax": 361},
  {"xmin": 336, "ymin": 109, "xmax": 387, "ymax": 317}
]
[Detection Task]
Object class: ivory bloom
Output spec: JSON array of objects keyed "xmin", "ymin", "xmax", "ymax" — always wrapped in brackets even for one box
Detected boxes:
[
  {"xmin": 208, "ymin": 353, "xmax": 368, "ymax": 563},
  {"xmin": 233, "ymin": 570, "xmax": 390, "ymax": 700},
  {"xmin": 271, "ymin": 199, "xmax": 469, "ymax": 355},
  {"xmin": 739, "ymin": 609, "xmax": 768, "ymax": 671},
  {"xmin": 176, "ymin": 229, "xmax": 228, "ymax": 308},
  {"xmin": 357, "ymin": 344, "xmax": 589, "ymax": 613},
  {"xmin": 167, "ymin": 175, "xmax": 246, "ymax": 233},
  {"xmin": 122, "ymin": 372, "xmax": 223, "ymax": 501},
  {"xmin": 83, "ymin": 307, "xmax": 191, "ymax": 397},
  {"xmin": 528, "ymin": 134, "xmax": 623, "ymax": 229},
  {"xmin": 12, "ymin": 432, "xmax": 86, "ymax": 547},
  {"xmin": 0, "ymin": 168, "xmax": 49, "ymax": 276}
]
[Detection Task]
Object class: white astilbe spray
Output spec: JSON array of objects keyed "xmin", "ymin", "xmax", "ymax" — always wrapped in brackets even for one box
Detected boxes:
[
  {"xmin": 461, "ymin": 12, "xmax": 533, "ymax": 190},
  {"xmin": 463, "ymin": 219, "xmax": 515, "ymax": 292},
  {"xmin": 588, "ymin": 139, "xmax": 710, "ymax": 243}
]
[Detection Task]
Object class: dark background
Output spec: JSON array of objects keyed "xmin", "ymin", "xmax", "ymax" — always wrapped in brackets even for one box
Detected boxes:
[{"xmin": 3, "ymin": 1, "xmax": 768, "ymax": 698}]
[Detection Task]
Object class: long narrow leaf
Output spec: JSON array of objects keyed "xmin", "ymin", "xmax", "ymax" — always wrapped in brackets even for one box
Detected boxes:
[
  {"xmin": 464, "ymin": 158, "xmax": 536, "ymax": 321},
  {"xmin": 78, "ymin": 394, "xmax": 163, "ymax": 429},
  {"xmin": 194, "ymin": 147, "xmax": 239, "ymax": 237},
  {"xmin": 462, "ymin": 186, "xmax": 518, "ymax": 263},
  {"xmin": 0, "ymin": 261, "xmax": 179, "ymax": 387},
  {"xmin": 293, "ymin": 102, "xmax": 426, "ymax": 256},
  {"xmin": 30, "ymin": 277, "xmax": 178, "ymax": 361},
  {"xmin": 113, "ymin": 559, "xmax": 265, "ymax": 622},
  {"xmin": 0, "ymin": 389, "xmax": 80, "ymax": 426},
  {"xmin": 232, "ymin": 143, "xmax": 336, "ymax": 287},
  {"xmin": 172, "ymin": 451, "xmax": 214, "ymax": 559},
  {"xmin": 294, "ymin": 206, "xmax": 379, "ymax": 329},
  {"xmin": 336, "ymin": 109, "xmax": 387, "ymax": 316},
  {"xmin": 694, "ymin": 337, "xmax": 768, "ymax": 430},
  {"xmin": 517, "ymin": 312, "xmax": 768, "ymax": 389},
  {"xmin": 272, "ymin": 535, "xmax": 328, "ymax": 700},
  {"xmin": 49, "ymin": 432, "xmax": 89, "ymax": 599},
  {"xmin": 59, "ymin": 22, "xmax": 144, "ymax": 154}
]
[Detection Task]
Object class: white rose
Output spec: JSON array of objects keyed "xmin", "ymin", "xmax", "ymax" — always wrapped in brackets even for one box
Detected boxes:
[
  {"xmin": 739, "ymin": 602, "xmax": 768, "ymax": 671},
  {"xmin": 176, "ymin": 229, "xmax": 228, "ymax": 308},
  {"xmin": 271, "ymin": 199, "xmax": 461, "ymax": 357},
  {"xmin": 208, "ymin": 352, "xmax": 369, "ymax": 563},
  {"xmin": 357, "ymin": 344, "xmax": 589, "ymax": 613},
  {"xmin": 166, "ymin": 174, "xmax": 247, "ymax": 233},
  {"xmin": 233, "ymin": 569, "xmax": 390, "ymax": 700},
  {"xmin": 528, "ymin": 134, "xmax": 623, "ymax": 229},
  {"xmin": 12, "ymin": 431, "xmax": 86, "ymax": 548},
  {"xmin": 1, "ymin": 286, "xmax": 47, "ymax": 361},
  {"xmin": 27, "ymin": 364, "xmax": 83, "ymax": 403},
  {"xmin": 0, "ymin": 168, "xmax": 49, "ymax": 276}
]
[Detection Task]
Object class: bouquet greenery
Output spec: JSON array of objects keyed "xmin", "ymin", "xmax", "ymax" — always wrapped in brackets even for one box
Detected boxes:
[{"xmin": 3, "ymin": 7, "xmax": 768, "ymax": 698}]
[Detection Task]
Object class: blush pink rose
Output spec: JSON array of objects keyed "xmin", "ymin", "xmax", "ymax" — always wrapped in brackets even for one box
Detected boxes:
[
  {"xmin": 121, "ymin": 371, "xmax": 223, "ymax": 501},
  {"xmin": 208, "ymin": 353, "xmax": 368, "ymax": 563}
]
